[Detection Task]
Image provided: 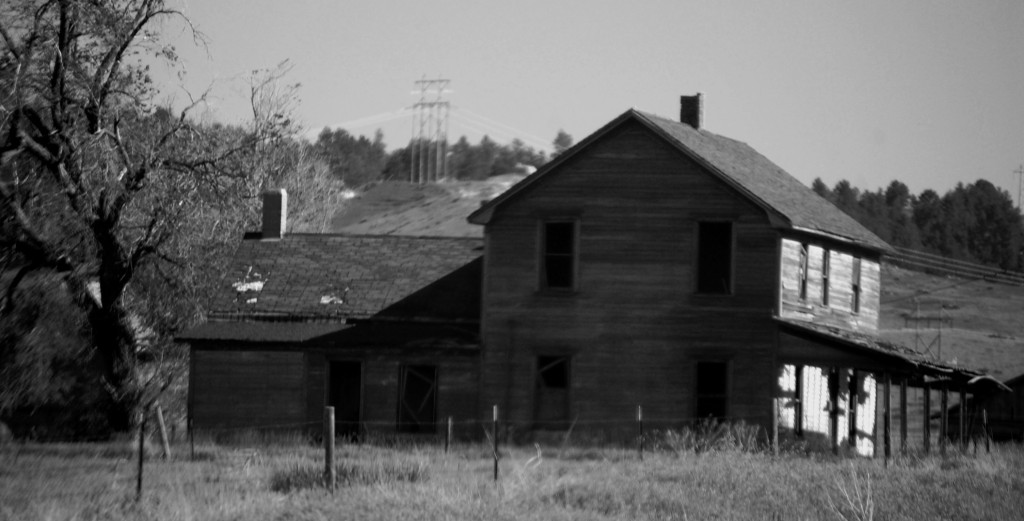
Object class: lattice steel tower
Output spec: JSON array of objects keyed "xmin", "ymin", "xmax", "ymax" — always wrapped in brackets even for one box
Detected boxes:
[{"xmin": 409, "ymin": 77, "xmax": 451, "ymax": 183}]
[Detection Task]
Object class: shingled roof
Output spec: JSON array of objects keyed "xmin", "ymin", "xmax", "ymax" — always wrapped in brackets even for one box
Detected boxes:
[
  {"xmin": 469, "ymin": 109, "xmax": 890, "ymax": 252},
  {"xmin": 204, "ymin": 234, "xmax": 483, "ymax": 322}
]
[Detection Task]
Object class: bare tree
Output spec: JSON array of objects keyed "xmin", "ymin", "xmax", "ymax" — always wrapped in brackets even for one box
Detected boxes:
[{"xmin": 0, "ymin": 0, "xmax": 276, "ymax": 432}]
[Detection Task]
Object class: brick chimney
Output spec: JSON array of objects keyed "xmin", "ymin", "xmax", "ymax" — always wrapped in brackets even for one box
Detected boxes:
[
  {"xmin": 262, "ymin": 189, "xmax": 287, "ymax": 240},
  {"xmin": 680, "ymin": 93, "xmax": 703, "ymax": 129}
]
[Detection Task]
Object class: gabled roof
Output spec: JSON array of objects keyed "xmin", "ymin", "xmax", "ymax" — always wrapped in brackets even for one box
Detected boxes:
[
  {"xmin": 469, "ymin": 109, "xmax": 890, "ymax": 252},
  {"xmin": 204, "ymin": 234, "xmax": 483, "ymax": 322}
]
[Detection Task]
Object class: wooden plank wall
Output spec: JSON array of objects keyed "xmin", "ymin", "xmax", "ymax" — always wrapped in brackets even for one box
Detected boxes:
[
  {"xmin": 191, "ymin": 349, "xmax": 306, "ymax": 430},
  {"xmin": 779, "ymin": 238, "xmax": 880, "ymax": 334},
  {"xmin": 304, "ymin": 349, "xmax": 480, "ymax": 438},
  {"xmin": 480, "ymin": 120, "xmax": 779, "ymax": 437}
]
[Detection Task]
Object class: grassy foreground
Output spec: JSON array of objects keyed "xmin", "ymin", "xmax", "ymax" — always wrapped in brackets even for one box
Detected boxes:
[{"xmin": 2, "ymin": 437, "xmax": 1023, "ymax": 521}]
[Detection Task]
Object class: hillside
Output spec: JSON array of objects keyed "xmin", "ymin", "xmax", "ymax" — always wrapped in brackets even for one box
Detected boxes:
[{"xmin": 327, "ymin": 179, "xmax": 1024, "ymax": 382}]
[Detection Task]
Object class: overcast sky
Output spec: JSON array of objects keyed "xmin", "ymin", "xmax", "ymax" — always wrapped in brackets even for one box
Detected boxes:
[{"xmin": 162, "ymin": 1, "xmax": 1024, "ymax": 201}]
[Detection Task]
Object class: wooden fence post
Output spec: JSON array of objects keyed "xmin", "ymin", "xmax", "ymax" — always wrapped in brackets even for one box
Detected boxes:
[
  {"xmin": 445, "ymin": 416, "xmax": 453, "ymax": 454},
  {"xmin": 136, "ymin": 413, "xmax": 146, "ymax": 502},
  {"xmin": 492, "ymin": 405, "xmax": 499, "ymax": 482},
  {"xmin": 771, "ymin": 397, "xmax": 779, "ymax": 456},
  {"xmin": 983, "ymin": 409, "xmax": 990, "ymax": 454},
  {"xmin": 635, "ymin": 405, "xmax": 644, "ymax": 461},
  {"xmin": 188, "ymin": 416, "xmax": 195, "ymax": 461},
  {"xmin": 324, "ymin": 406, "xmax": 335, "ymax": 491},
  {"xmin": 155, "ymin": 403, "xmax": 172, "ymax": 461}
]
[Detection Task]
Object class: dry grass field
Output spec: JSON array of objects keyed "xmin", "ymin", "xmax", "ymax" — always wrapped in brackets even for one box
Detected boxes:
[{"xmin": 3, "ymin": 435, "xmax": 1024, "ymax": 521}]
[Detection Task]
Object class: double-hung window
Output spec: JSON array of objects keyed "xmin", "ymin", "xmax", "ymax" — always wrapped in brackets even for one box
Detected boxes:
[
  {"xmin": 540, "ymin": 221, "xmax": 577, "ymax": 290},
  {"xmin": 696, "ymin": 222, "xmax": 733, "ymax": 294}
]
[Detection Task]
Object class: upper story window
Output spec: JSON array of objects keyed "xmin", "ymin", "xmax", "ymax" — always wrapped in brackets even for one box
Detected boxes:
[
  {"xmin": 696, "ymin": 221, "xmax": 733, "ymax": 294},
  {"xmin": 821, "ymin": 249, "xmax": 831, "ymax": 306},
  {"xmin": 540, "ymin": 220, "xmax": 577, "ymax": 290},
  {"xmin": 851, "ymin": 257, "xmax": 862, "ymax": 313},
  {"xmin": 798, "ymin": 242, "xmax": 809, "ymax": 300}
]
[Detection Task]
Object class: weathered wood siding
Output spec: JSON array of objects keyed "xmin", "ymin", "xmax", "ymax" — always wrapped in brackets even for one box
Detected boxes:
[
  {"xmin": 191, "ymin": 349, "xmax": 306, "ymax": 429},
  {"xmin": 480, "ymin": 120, "xmax": 779, "ymax": 435},
  {"xmin": 304, "ymin": 350, "xmax": 479, "ymax": 437},
  {"xmin": 190, "ymin": 343, "xmax": 479, "ymax": 436},
  {"xmin": 779, "ymin": 238, "xmax": 880, "ymax": 333}
]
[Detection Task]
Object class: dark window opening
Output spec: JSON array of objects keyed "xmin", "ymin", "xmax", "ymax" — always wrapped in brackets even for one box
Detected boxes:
[
  {"xmin": 696, "ymin": 361, "xmax": 728, "ymax": 419},
  {"xmin": 798, "ymin": 243, "xmax": 809, "ymax": 300},
  {"xmin": 822, "ymin": 249, "xmax": 831, "ymax": 306},
  {"xmin": 329, "ymin": 361, "xmax": 362, "ymax": 439},
  {"xmin": 852, "ymin": 257, "xmax": 862, "ymax": 313},
  {"xmin": 397, "ymin": 365, "xmax": 437, "ymax": 433},
  {"xmin": 535, "ymin": 356, "xmax": 570, "ymax": 428},
  {"xmin": 542, "ymin": 221, "xmax": 576, "ymax": 289},
  {"xmin": 697, "ymin": 222, "xmax": 732, "ymax": 294}
]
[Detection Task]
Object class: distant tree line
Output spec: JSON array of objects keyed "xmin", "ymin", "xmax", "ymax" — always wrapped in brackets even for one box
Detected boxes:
[
  {"xmin": 812, "ymin": 178, "xmax": 1024, "ymax": 271},
  {"xmin": 310, "ymin": 129, "xmax": 568, "ymax": 186}
]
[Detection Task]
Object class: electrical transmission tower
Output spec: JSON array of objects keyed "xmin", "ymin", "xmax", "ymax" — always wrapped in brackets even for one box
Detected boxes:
[{"xmin": 409, "ymin": 77, "xmax": 451, "ymax": 184}]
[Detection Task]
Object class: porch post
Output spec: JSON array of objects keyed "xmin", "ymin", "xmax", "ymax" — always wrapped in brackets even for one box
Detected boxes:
[
  {"xmin": 883, "ymin": 372, "xmax": 892, "ymax": 462},
  {"xmin": 848, "ymin": 370, "xmax": 858, "ymax": 449},
  {"xmin": 940, "ymin": 386, "xmax": 949, "ymax": 456},
  {"xmin": 922, "ymin": 381, "xmax": 931, "ymax": 454},
  {"xmin": 794, "ymin": 365, "xmax": 804, "ymax": 436},
  {"xmin": 829, "ymin": 368, "xmax": 840, "ymax": 455},
  {"xmin": 899, "ymin": 378, "xmax": 908, "ymax": 454},
  {"xmin": 958, "ymin": 385, "xmax": 967, "ymax": 451}
]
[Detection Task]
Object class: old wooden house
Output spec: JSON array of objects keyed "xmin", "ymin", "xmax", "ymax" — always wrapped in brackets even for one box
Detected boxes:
[
  {"xmin": 182, "ymin": 95, "xmax": 1004, "ymax": 454},
  {"xmin": 467, "ymin": 95, "xmax": 1002, "ymax": 454},
  {"xmin": 178, "ymin": 190, "xmax": 483, "ymax": 437}
]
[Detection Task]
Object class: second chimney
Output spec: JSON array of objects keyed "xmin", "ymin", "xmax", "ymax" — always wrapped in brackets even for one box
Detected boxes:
[
  {"xmin": 680, "ymin": 93, "xmax": 703, "ymax": 129},
  {"xmin": 262, "ymin": 189, "xmax": 288, "ymax": 240}
]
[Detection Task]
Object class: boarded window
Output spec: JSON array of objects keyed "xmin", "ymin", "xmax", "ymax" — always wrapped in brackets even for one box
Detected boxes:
[
  {"xmin": 798, "ymin": 243, "xmax": 809, "ymax": 300},
  {"xmin": 822, "ymin": 249, "xmax": 831, "ymax": 306},
  {"xmin": 541, "ymin": 221, "xmax": 576, "ymax": 289},
  {"xmin": 397, "ymin": 365, "xmax": 437, "ymax": 433},
  {"xmin": 851, "ymin": 257, "xmax": 862, "ymax": 313},
  {"xmin": 696, "ymin": 361, "xmax": 728, "ymax": 419},
  {"xmin": 535, "ymin": 356, "xmax": 570, "ymax": 428},
  {"xmin": 697, "ymin": 222, "xmax": 732, "ymax": 294}
]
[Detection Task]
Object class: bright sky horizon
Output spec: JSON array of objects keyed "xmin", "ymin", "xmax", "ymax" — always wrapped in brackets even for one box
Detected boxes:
[{"xmin": 162, "ymin": 1, "xmax": 1024, "ymax": 201}]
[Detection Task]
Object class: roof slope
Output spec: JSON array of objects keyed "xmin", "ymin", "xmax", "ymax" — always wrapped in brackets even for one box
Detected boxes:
[
  {"xmin": 470, "ymin": 109, "xmax": 889, "ymax": 252},
  {"xmin": 207, "ymin": 234, "xmax": 483, "ymax": 322}
]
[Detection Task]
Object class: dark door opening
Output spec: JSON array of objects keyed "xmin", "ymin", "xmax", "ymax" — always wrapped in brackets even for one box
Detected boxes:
[{"xmin": 328, "ymin": 361, "xmax": 362, "ymax": 439}]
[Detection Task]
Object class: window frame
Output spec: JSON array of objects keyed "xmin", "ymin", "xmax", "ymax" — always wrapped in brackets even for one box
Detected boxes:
[
  {"xmin": 538, "ymin": 219, "xmax": 580, "ymax": 292},
  {"xmin": 694, "ymin": 360, "xmax": 730, "ymax": 421},
  {"xmin": 396, "ymin": 364, "xmax": 438, "ymax": 434},
  {"xmin": 821, "ymin": 248, "xmax": 831, "ymax": 306},
  {"xmin": 695, "ymin": 221, "xmax": 735, "ymax": 295},
  {"xmin": 798, "ymin": 242, "xmax": 809, "ymax": 301},
  {"xmin": 534, "ymin": 355, "xmax": 572, "ymax": 429},
  {"xmin": 851, "ymin": 256, "xmax": 862, "ymax": 314}
]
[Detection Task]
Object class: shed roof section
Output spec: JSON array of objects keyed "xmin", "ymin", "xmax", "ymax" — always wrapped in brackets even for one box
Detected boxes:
[
  {"xmin": 469, "ymin": 109, "xmax": 889, "ymax": 252},
  {"xmin": 777, "ymin": 318, "xmax": 1009, "ymax": 391},
  {"xmin": 207, "ymin": 234, "xmax": 483, "ymax": 322}
]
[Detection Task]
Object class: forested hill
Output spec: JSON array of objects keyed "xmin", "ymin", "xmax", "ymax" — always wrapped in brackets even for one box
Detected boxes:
[{"xmin": 811, "ymin": 178, "xmax": 1024, "ymax": 271}]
